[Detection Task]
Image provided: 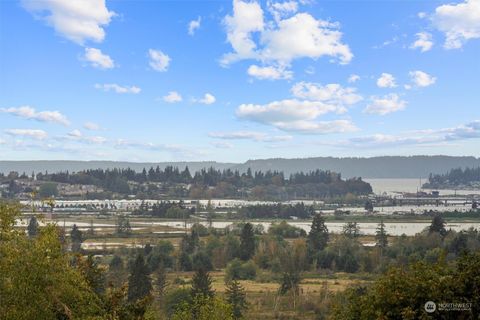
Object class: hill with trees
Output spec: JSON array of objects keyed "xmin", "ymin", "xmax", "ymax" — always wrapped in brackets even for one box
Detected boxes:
[
  {"xmin": 2, "ymin": 155, "xmax": 479, "ymax": 178},
  {"xmin": 424, "ymin": 166, "xmax": 480, "ymax": 189}
]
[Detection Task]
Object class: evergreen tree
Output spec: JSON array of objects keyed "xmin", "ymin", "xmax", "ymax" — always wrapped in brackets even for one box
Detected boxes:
[
  {"xmin": 225, "ymin": 280, "xmax": 247, "ymax": 320},
  {"xmin": 307, "ymin": 214, "xmax": 329, "ymax": 262},
  {"xmin": 342, "ymin": 222, "xmax": 360, "ymax": 239},
  {"xmin": 77, "ymin": 255, "xmax": 106, "ymax": 295},
  {"xmin": 191, "ymin": 268, "xmax": 214, "ymax": 298},
  {"xmin": 155, "ymin": 263, "xmax": 168, "ymax": 300},
  {"xmin": 70, "ymin": 224, "xmax": 83, "ymax": 252},
  {"xmin": 375, "ymin": 220, "xmax": 388, "ymax": 249},
  {"xmin": 116, "ymin": 215, "xmax": 132, "ymax": 235},
  {"xmin": 429, "ymin": 215, "xmax": 447, "ymax": 237},
  {"xmin": 27, "ymin": 216, "xmax": 38, "ymax": 238},
  {"xmin": 239, "ymin": 223, "xmax": 255, "ymax": 261},
  {"xmin": 127, "ymin": 254, "xmax": 152, "ymax": 302}
]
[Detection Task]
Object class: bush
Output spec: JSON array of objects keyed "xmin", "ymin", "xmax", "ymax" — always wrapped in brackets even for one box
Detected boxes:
[
  {"xmin": 268, "ymin": 221, "xmax": 307, "ymax": 238},
  {"xmin": 225, "ymin": 259, "xmax": 257, "ymax": 281},
  {"xmin": 164, "ymin": 288, "xmax": 192, "ymax": 317}
]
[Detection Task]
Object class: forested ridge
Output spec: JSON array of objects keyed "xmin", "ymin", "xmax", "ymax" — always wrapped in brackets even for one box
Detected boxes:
[
  {"xmin": 31, "ymin": 166, "xmax": 372, "ymax": 199},
  {"xmin": 424, "ymin": 166, "xmax": 480, "ymax": 189}
]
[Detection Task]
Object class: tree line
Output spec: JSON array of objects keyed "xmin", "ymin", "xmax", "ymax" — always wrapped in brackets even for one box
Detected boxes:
[
  {"xmin": 29, "ymin": 166, "xmax": 372, "ymax": 199},
  {"xmin": 424, "ymin": 166, "xmax": 480, "ymax": 189}
]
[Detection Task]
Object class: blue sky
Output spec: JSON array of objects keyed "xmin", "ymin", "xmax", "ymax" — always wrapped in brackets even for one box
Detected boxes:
[{"xmin": 0, "ymin": 0, "xmax": 479, "ymax": 162}]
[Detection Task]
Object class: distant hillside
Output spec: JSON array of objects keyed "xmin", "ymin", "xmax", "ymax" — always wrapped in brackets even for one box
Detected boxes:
[
  {"xmin": 1, "ymin": 156, "xmax": 479, "ymax": 178},
  {"xmin": 0, "ymin": 161, "xmax": 234, "ymax": 176},
  {"xmin": 231, "ymin": 156, "xmax": 480, "ymax": 178}
]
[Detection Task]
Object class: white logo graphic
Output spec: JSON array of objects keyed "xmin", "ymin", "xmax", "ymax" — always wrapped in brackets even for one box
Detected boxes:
[{"xmin": 425, "ymin": 301, "xmax": 436, "ymax": 313}]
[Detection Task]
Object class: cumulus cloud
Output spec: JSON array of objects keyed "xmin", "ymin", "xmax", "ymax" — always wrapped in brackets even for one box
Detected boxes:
[
  {"xmin": 197, "ymin": 93, "xmax": 216, "ymax": 105},
  {"xmin": 21, "ymin": 0, "xmax": 115, "ymax": 45},
  {"xmin": 267, "ymin": 0, "xmax": 298, "ymax": 21},
  {"xmin": 83, "ymin": 47, "xmax": 114, "ymax": 69},
  {"xmin": 211, "ymin": 141, "xmax": 234, "ymax": 149},
  {"xmin": 209, "ymin": 131, "xmax": 292, "ymax": 142},
  {"xmin": 376, "ymin": 73, "xmax": 397, "ymax": 88},
  {"xmin": 1, "ymin": 106, "xmax": 70, "ymax": 126},
  {"xmin": 163, "ymin": 91, "xmax": 183, "ymax": 103},
  {"xmin": 236, "ymin": 99, "xmax": 355, "ymax": 134},
  {"xmin": 291, "ymin": 82, "xmax": 362, "ymax": 109},
  {"xmin": 5, "ymin": 129, "xmax": 48, "ymax": 140},
  {"xmin": 410, "ymin": 32, "xmax": 434, "ymax": 52},
  {"xmin": 84, "ymin": 122, "xmax": 101, "ymax": 130},
  {"xmin": 188, "ymin": 16, "xmax": 201, "ymax": 35},
  {"xmin": 260, "ymin": 13, "xmax": 353, "ymax": 64},
  {"xmin": 236, "ymin": 81, "xmax": 362, "ymax": 134},
  {"xmin": 348, "ymin": 74, "xmax": 360, "ymax": 83},
  {"xmin": 222, "ymin": 0, "xmax": 265, "ymax": 63},
  {"xmin": 247, "ymin": 64, "xmax": 292, "ymax": 80},
  {"xmin": 409, "ymin": 70, "xmax": 436, "ymax": 87},
  {"xmin": 221, "ymin": 0, "xmax": 352, "ymax": 79},
  {"xmin": 148, "ymin": 49, "xmax": 171, "ymax": 72},
  {"xmin": 237, "ymin": 99, "xmax": 337, "ymax": 123},
  {"xmin": 364, "ymin": 94, "xmax": 407, "ymax": 115},
  {"xmin": 432, "ymin": 0, "xmax": 480, "ymax": 49},
  {"xmin": 95, "ymin": 83, "xmax": 141, "ymax": 94}
]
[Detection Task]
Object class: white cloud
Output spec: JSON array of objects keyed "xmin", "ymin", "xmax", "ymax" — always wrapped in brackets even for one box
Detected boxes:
[
  {"xmin": 432, "ymin": 0, "xmax": 480, "ymax": 49},
  {"xmin": 148, "ymin": 49, "xmax": 171, "ymax": 72},
  {"xmin": 267, "ymin": 1, "xmax": 298, "ymax": 21},
  {"xmin": 222, "ymin": 0, "xmax": 265, "ymax": 64},
  {"xmin": 83, "ymin": 47, "xmax": 114, "ymax": 69},
  {"xmin": 211, "ymin": 141, "xmax": 234, "ymax": 149},
  {"xmin": 65, "ymin": 129, "xmax": 106, "ymax": 144},
  {"xmin": 304, "ymin": 66, "xmax": 315, "ymax": 75},
  {"xmin": 364, "ymin": 94, "xmax": 407, "ymax": 115},
  {"xmin": 237, "ymin": 99, "xmax": 338, "ymax": 123},
  {"xmin": 84, "ymin": 136, "xmax": 107, "ymax": 144},
  {"xmin": 348, "ymin": 74, "xmax": 360, "ymax": 83},
  {"xmin": 209, "ymin": 131, "xmax": 292, "ymax": 142},
  {"xmin": 68, "ymin": 129, "xmax": 82, "ymax": 138},
  {"xmin": 236, "ymin": 99, "xmax": 356, "ymax": 134},
  {"xmin": 409, "ymin": 70, "xmax": 436, "ymax": 87},
  {"xmin": 236, "ymin": 81, "xmax": 362, "ymax": 134},
  {"xmin": 5, "ymin": 129, "xmax": 48, "ymax": 140},
  {"xmin": 333, "ymin": 120, "xmax": 480, "ymax": 148},
  {"xmin": 376, "ymin": 73, "xmax": 397, "ymax": 88},
  {"xmin": 221, "ymin": 1, "xmax": 352, "ymax": 76},
  {"xmin": 291, "ymin": 82, "xmax": 362, "ymax": 108},
  {"xmin": 198, "ymin": 93, "xmax": 216, "ymax": 105},
  {"xmin": 114, "ymin": 139, "xmax": 206, "ymax": 158},
  {"xmin": 163, "ymin": 91, "xmax": 183, "ymax": 103},
  {"xmin": 95, "ymin": 83, "xmax": 141, "ymax": 94},
  {"xmin": 247, "ymin": 64, "xmax": 292, "ymax": 80},
  {"xmin": 260, "ymin": 13, "xmax": 353, "ymax": 65},
  {"xmin": 410, "ymin": 32, "xmax": 434, "ymax": 52},
  {"xmin": 21, "ymin": 0, "xmax": 115, "ymax": 45},
  {"xmin": 84, "ymin": 122, "xmax": 101, "ymax": 130},
  {"xmin": 1, "ymin": 106, "xmax": 70, "ymax": 126},
  {"xmin": 273, "ymin": 119, "xmax": 357, "ymax": 134},
  {"xmin": 188, "ymin": 16, "xmax": 201, "ymax": 35}
]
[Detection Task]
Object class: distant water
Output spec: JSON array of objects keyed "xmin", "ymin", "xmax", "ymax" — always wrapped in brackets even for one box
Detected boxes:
[
  {"xmin": 364, "ymin": 178, "xmax": 480, "ymax": 195},
  {"xmin": 364, "ymin": 178, "xmax": 424, "ymax": 194}
]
